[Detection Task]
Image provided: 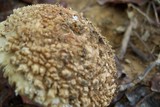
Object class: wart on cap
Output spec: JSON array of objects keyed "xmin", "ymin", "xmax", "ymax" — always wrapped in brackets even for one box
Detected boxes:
[{"xmin": 0, "ymin": 4, "xmax": 117, "ymax": 107}]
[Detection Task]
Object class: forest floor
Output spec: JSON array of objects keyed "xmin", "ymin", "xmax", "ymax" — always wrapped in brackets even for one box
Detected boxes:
[{"xmin": 0, "ymin": 0, "xmax": 160, "ymax": 107}]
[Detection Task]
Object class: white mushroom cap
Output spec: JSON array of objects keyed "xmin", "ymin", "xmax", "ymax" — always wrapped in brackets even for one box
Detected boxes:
[{"xmin": 0, "ymin": 4, "xmax": 117, "ymax": 107}]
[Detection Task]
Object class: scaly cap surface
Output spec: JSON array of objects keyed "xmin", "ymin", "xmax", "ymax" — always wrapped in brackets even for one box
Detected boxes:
[{"xmin": 0, "ymin": 4, "xmax": 117, "ymax": 107}]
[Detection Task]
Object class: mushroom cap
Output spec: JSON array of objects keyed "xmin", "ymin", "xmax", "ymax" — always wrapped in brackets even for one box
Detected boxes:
[{"xmin": 0, "ymin": 4, "xmax": 117, "ymax": 107}]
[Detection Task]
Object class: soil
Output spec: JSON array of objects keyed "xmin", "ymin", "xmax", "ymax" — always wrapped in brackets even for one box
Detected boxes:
[
  {"xmin": 67, "ymin": 0, "xmax": 159, "ymax": 80},
  {"xmin": 0, "ymin": 0, "xmax": 160, "ymax": 107}
]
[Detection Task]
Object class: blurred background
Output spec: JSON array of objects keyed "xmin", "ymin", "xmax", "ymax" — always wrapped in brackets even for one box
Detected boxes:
[{"xmin": 0, "ymin": 0, "xmax": 160, "ymax": 107}]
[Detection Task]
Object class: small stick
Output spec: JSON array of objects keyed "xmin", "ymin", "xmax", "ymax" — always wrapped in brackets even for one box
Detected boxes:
[
  {"xmin": 129, "ymin": 42, "xmax": 150, "ymax": 62},
  {"xmin": 133, "ymin": 31, "xmax": 155, "ymax": 60},
  {"xmin": 118, "ymin": 18, "xmax": 136, "ymax": 60},
  {"xmin": 152, "ymin": 1, "xmax": 160, "ymax": 25},
  {"xmin": 138, "ymin": 59, "xmax": 160, "ymax": 80},
  {"xmin": 146, "ymin": 2, "xmax": 152, "ymax": 15},
  {"xmin": 129, "ymin": 4, "xmax": 159, "ymax": 26},
  {"xmin": 134, "ymin": 31, "xmax": 150, "ymax": 52},
  {"xmin": 119, "ymin": 57, "xmax": 160, "ymax": 91},
  {"xmin": 135, "ymin": 92, "xmax": 155, "ymax": 107}
]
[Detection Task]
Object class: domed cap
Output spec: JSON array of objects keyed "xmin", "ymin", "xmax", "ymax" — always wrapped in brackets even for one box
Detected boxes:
[{"xmin": 0, "ymin": 4, "xmax": 117, "ymax": 107}]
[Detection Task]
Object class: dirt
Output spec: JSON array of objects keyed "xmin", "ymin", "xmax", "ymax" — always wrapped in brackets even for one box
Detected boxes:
[
  {"xmin": 0, "ymin": 0, "xmax": 160, "ymax": 107},
  {"xmin": 66, "ymin": 0, "xmax": 158, "ymax": 80}
]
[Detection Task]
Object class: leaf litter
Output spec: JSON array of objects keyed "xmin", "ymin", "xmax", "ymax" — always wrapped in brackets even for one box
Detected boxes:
[{"xmin": 0, "ymin": 0, "xmax": 160, "ymax": 106}]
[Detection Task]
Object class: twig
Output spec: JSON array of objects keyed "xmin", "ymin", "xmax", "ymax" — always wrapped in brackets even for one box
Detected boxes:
[
  {"xmin": 129, "ymin": 4, "xmax": 159, "ymax": 26},
  {"xmin": 118, "ymin": 18, "xmax": 137, "ymax": 60},
  {"xmin": 134, "ymin": 31, "xmax": 150, "ymax": 52},
  {"xmin": 119, "ymin": 57, "xmax": 160, "ymax": 91},
  {"xmin": 133, "ymin": 31, "xmax": 155, "ymax": 60},
  {"xmin": 151, "ymin": 45, "xmax": 156, "ymax": 54},
  {"xmin": 152, "ymin": 1, "xmax": 160, "ymax": 25},
  {"xmin": 129, "ymin": 42, "xmax": 150, "ymax": 62},
  {"xmin": 138, "ymin": 58, "xmax": 160, "ymax": 80},
  {"xmin": 146, "ymin": 2, "xmax": 152, "ymax": 15},
  {"xmin": 135, "ymin": 92, "xmax": 155, "ymax": 107}
]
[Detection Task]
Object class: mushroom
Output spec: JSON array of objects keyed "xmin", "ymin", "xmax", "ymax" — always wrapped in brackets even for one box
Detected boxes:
[{"xmin": 0, "ymin": 4, "xmax": 117, "ymax": 107}]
